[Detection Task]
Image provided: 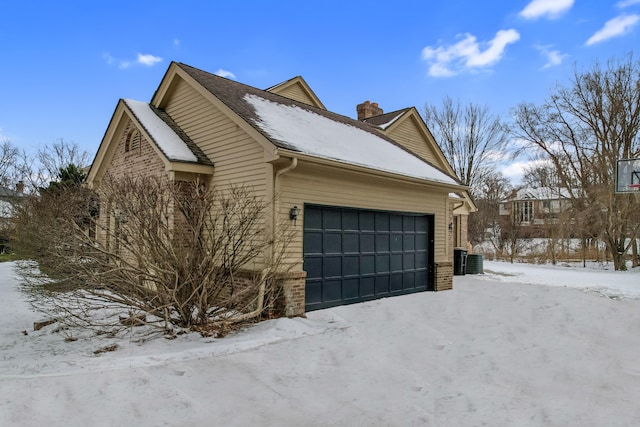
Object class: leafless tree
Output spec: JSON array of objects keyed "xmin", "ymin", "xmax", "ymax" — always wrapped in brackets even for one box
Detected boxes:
[
  {"xmin": 512, "ymin": 55, "xmax": 640, "ymax": 270},
  {"xmin": 17, "ymin": 139, "xmax": 90, "ymax": 192},
  {"xmin": 13, "ymin": 174, "xmax": 294, "ymax": 336},
  {"xmin": 424, "ymin": 97, "xmax": 511, "ymax": 196},
  {"xmin": 0, "ymin": 138, "xmax": 19, "ymax": 189},
  {"xmin": 468, "ymin": 171, "xmax": 512, "ymax": 247}
]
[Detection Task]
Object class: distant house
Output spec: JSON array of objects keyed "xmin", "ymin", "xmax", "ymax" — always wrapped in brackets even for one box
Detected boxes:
[
  {"xmin": 499, "ymin": 187, "xmax": 574, "ymax": 237},
  {"xmin": 86, "ymin": 62, "xmax": 475, "ymax": 315}
]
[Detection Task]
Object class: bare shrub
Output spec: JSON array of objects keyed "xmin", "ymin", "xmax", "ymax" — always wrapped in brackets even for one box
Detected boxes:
[{"xmin": 13, "ymin": 174, "xmax": 293, "ymax": 336}]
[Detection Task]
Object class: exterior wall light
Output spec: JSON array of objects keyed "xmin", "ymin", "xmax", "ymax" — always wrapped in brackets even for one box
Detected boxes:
[
  {"xmin": 448, "ymin": 222, "xmax": 453, "ymax": 231},
  {"xmin": 289, "ymin": 205, "xmax": 300, "ymax": 224}
]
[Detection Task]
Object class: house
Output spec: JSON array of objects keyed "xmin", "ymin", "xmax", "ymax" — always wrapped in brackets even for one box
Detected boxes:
[
  {"xmin": 86, "ymin": 62, "xmax": 474, "ymax": 315},
  {"xmin": 499, "ymin": 187, "xmax": 574, "ymax": 237}
]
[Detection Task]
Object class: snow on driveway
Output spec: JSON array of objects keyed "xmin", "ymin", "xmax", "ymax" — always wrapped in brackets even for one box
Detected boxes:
[{"xmin": 1, "ymin": 261, "xmax": 639, "ymax": 426}]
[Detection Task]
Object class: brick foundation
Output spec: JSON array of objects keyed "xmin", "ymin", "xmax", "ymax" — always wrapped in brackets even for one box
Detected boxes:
[
  {"xmin": 435, "ymin": 261, "xmax": 453, "ymax": 291},
  {"xmin": 272, "ymin": 271, "xmax": 307, "ymax": 317}
]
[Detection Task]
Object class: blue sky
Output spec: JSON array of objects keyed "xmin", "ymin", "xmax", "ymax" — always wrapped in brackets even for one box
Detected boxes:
[{"xmin": 2, "ymin": 0, "xmax": 640, "ymax": 182}]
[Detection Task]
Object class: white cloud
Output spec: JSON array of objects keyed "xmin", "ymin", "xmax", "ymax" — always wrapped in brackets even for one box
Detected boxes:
[
  {"xmin": 214, "ymin": 69, "xmax": 236, "ymax": 79},
  {"xmin": 102, "ymin": 52, "xmax": 114, "ymax": 65},
  {"xmin": 534, "ymin": 44, "xmax": 568, "ymax": 69},
  {"xmin": 103, "ymin": 52, "xmax": 162, "ymax": 69},
  {"xmin": 585, "ymin": 14, "xmax": 640, "ymax": 45},
  {"xmin": 617, "ymin": 0, "xmax": 640, "ymax": 8},
  {"xmin": 137, "ymin": 53, "xmax": 162, "ymax": 66},
  {"xmin": 502, "ymin": 158, "xmax": 551, "ymax": 183},
  {"xmin": 422, "ymin": 29, "xmax": 520, "ymax": 77},
  {"xmin": 519, "ymin": 0, "xmax": 574, "ymax": 20},
  {"xmin": 173, "ymin": 39, "xmax": 181, "ymax": 47}
]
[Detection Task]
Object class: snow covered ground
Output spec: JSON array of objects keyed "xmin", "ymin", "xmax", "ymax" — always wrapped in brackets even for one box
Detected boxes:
[{"xmin": 1, "ymin": 260, "xmax": 639, "ymax": 426}]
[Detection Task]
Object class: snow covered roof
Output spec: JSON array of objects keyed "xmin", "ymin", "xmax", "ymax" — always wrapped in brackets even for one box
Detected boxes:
[
  {"xmin": 504, "ymin": 187, "xmax": 572, "ymax": 202},
  {"xmin": 362, "ymin": 109, "xmax": 410, "ymax": 130},
  {"xmin": 123, "ymin": 99, "xmax": 212, "ymax": 165},
  {"xmin": 246, "ymin": 95, "xmax": 457, "ymax": 184},
  {"xmin": 0, "ymin": 186, "xmax": 23, "ymax": 198},
  {"xmin": 177, "ymin": 63, "xmax": 459, "ymax": 186}
]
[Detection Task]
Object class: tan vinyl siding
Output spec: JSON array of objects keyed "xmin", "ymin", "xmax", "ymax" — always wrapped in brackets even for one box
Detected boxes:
[
  {"xmin": 386, "ymin": 118, "xmax": 440, "ymax": 165},
  {"xmin": 164, "ymin": 78, "xmax": 270, "ymax": 270},
  {"xmin": 278, "ymin": 161, "xmax": 450, "ymax": 269},
  {"xmin": 270, "ymin": 83, "xmax": 317, "ymax": 106},
  {"xmin": 163, "ymin": 78, "xmax": 268, "ymax": 196}
]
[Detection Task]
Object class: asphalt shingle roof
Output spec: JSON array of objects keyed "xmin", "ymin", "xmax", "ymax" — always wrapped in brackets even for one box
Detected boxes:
[{"xmin": 176, "ymin": 62, "xmax": 460, "ymax": 185}]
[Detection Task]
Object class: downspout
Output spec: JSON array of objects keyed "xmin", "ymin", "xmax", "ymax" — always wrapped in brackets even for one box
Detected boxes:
[
  {"xmin": 272, "ymin": 157, "xmax": 298, "ymax": 245},
  {"xmin": 224, "ymin": 157, "xmax": 298, "ymax": 324},
  {"xmin": 451, "ymin": 200, "xmax": 465, "ymax": 247}
]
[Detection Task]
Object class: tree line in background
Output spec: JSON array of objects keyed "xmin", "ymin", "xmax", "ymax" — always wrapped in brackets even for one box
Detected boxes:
[{"xmin": 424, "ymin": 54, "xmax": 640, "ymax": 271}]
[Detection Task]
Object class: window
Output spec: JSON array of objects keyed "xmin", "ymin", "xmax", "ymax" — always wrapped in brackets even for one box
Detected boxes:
[
  {"xmin": 514, "ymin": 200, "xmax": 533, "ymax": 223},
  {"xmin": 124, "ymin": 129, "xmax": 140, "ymax": 153}
]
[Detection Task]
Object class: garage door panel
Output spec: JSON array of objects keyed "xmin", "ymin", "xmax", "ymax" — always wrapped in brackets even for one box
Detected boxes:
[
  {"xmin": 343, "ymin": 256, "xmax": 359, "ymax": 276},
  {"xmin": 403, "ymin": 272, "xmax": 416, "ymax": 289},
  {"xmin": 323, "ymin": 209, "xmax": 342, "ymax": 230},
  {"xmin": 403, "ymin": 216, "xmax": 415, "ymax": 232},
  {"xmin": 390, "ymin": 254, "xmax": 403, "ymax": 272},
  {"xmin": 359, "ymin": 212, "xmax": 375, "ymax": 231},
  {"xmin": 343, "ymin": 278, "xmax": 360, "ymax": 300},
  {"xmin": 415, "ymin": 216, "xmax": 427, "ymax": 231},
  {"xmin": 305, "ymin": 257, "xmax": 323, "ymax": 279},
  {"xmin": 376, "ymin": 254, "xmax": 390, "ymax": 273},
  {"xmin": 324, "ymin": 233, "xmax": 342, "ymax": 254},
  {"xmin": 375, "ymin": 275, "xmax": 390, "ymax": 295},
  {"xmin": 305, "ymin": 208, "xmax": 323, "ymax": 229},
  {"xmin": 390, "ymin": 215, "xmax": 403, "ymax": 231},
  {"xmin": 342, "ymin": 211, "xmax": 359, "ymax": 230},
  {"xmin": 306, "ymin": 280, "xmax": 322, "ymax": 303},
  {"xmin": 323, "ymin": 256, "xmax": 341, "ymax": 278},
  {"xmin": 304, "ymin": 205, "xmax": 432, "ymax": 311},
  {"xmin": 416, "ymin": 252, "xmax": 427, "ymax": 269},
  {"xmin": 360, "ymin": 254, "xmax": 375, "ymax": 274},
  {"xmin": 360, "ymin": 277, "xmax": 375, "ymax": 297},
  {"xmin": 304, "ymin": 232, "xmax": 322, "ymax": 254},
  {"xmin": 390, "ymin": 274, "xmax": 403, "ymax": 292},
  {"xmin": 403, "ymin": 234, "xmax": 415, "ymax": 250},
  {"xmin": 323, "ymin": 279, "xmax": 343, "ymax": 302},
  {"xmin": 416, "ymin": 271, "xmax": 427, "ymax": 287},
  {"xmin": 375, "ymin": 234, "xmax": 389, "ymax": 252},
  {"xmin": 360, "ymin": 234, "xmax": 374, "ymax": 253},
  {"xmin": 375, "ymin": 212, "xmax": 390, "ymax": 231},
  {"xmin": 343, "ymin": 233, "xmax": 359, "ymax": 253},
  {"xmin": 403, "ymin": 253, "xmax": 415, "ymax": 270},
  {"xmin": 390, "ymin": 234, "xmax": 403, "ymax": 252}
]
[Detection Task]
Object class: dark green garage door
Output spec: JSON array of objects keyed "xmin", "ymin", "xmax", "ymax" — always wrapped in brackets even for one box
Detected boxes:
[{"xmin": 303, "ymin": 205, "xmax": 433, "ymax": 311}]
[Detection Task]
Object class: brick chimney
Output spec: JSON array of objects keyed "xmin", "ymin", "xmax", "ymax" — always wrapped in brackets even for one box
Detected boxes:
[
  {"xmin": 356, "ymin": 100, "xmax": 383, "ymax": 120},
  {"xmin": 15, "ymin": 180, "xmax": 24, "ymax": 194}
]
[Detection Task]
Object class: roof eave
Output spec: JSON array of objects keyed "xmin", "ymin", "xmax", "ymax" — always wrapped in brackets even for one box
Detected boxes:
[{"xmin": 274, "ymin": 148, "xmax": 467, "ymax": 192}]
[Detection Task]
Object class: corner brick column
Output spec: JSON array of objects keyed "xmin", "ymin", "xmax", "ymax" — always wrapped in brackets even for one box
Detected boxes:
[
  {"xmin": 435, "ymin": 261, "xmax": 453, "ymax": 291},
  {"xmin": 274, "ymin": 271, "xmax": 307, "ymax": 317}
]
